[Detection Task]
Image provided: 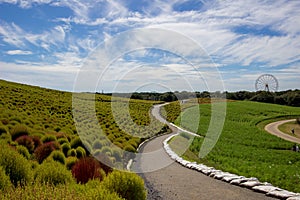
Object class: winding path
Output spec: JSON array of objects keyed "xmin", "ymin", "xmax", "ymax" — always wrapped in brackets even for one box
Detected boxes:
[
  {"xmin": 264, "ymin": 119, "xmax": 300, "ymax": 144},
  {"xmin": 132, "ymin": 104, "xmax": 275, "ymax": 200}
]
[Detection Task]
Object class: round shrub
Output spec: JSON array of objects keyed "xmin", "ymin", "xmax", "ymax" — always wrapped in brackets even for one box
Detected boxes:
[
  {"xmin": 48, "ymin": 150, "xmax": 66, "ymax": 165},
  {"xmin": 67, "ymin": 149, "xmax": 77, "ymax": 157},
  {"xmin": 35, "ymin": 160, "xmax": 74, "ymax": 186},
  {"xmin": 10, "ymin": 124, "xmax": 29, "ymax": 141},
  {"xmin": 16, "ymin": 145, "xmax": 30, "ymax": 159},
  {"xmin": 0, "ymin": 166, "xmax": 12, "ymax": 191},
  {"xmin": 61, "ymin": 142, "xmax": 71, "ymax": 156},
  {"xmin": 15, "ymin": 135, "xmax": 35, "ymax": 153},
  {"xmin": 41, "ymin": 134, "xmax": 57, "ymax": 143},
  {"xmin": 124, "ymin": 144, "xmax": 136, "ymax": 153},
  {"xmin": 34, "ymin": 141, "xmax": 60, "ymax": 163},
  {"xmin": 71, "ymin": 157, "xmax": 103, "ymax": 184},
  {"xmin": 0, "ymin": 144, "xmax": 32, "ymax": 186},
  {"xmin": 58, "ymin": 137, "xmax": 69, "ymax": 145},
  {"xmin": 0, "ymin": 126, "xmax": 7, "ymax": 135},
  {"xmin": 66, "ymin": 156, "xmax": 78, "ymax": 170},
  {"xmin": 102, "ymin": 170, "xmax": 146, "ymax": 200},
  {"xmin": 76, "ymin": 146, "xmax": 86, "ymax": 159},
  {"xmin": 70, "ymin": 137, "xmax": 83, "ymax": 149},
  {"xmin": 31, "ymin": 135, "xmax": 42, "ymax": 150}
]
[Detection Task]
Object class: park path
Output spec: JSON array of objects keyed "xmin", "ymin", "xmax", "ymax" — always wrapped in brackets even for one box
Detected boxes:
[
  {"xmin": 132, "ymin": 104, "xmax": 275, "ymax": 200},
  {"xmin": 264, "ymin": 119, "xmax": 300, "ymax": 144}
]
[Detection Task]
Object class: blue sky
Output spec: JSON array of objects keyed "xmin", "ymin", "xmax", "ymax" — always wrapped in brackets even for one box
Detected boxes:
[{"xmin": 0, "ymin": 0, "xmax": 299, "ymax": 92}]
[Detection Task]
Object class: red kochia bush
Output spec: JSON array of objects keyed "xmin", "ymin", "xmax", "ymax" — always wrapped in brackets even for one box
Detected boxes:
[
  {"xmin": 71, "ymin": 157, "xmax": 104, "ymax": 184},
  {"xmin": 34, "ymin": 141, "xmax": 60, "ymax": 163},
  {"xmin": 15, "ymin": 135, "xmax": 35, "ymax": 153}
]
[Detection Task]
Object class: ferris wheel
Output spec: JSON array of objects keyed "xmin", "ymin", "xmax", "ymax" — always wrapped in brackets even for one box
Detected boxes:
[{"xmin": 255, "ymin": 74, "xmax": 279, "ymax": 92}]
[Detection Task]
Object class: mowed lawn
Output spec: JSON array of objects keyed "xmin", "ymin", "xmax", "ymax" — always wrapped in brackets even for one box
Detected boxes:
[{"xmin": 171, "ymin": 101, "xmax": 300, "ymax": 193}]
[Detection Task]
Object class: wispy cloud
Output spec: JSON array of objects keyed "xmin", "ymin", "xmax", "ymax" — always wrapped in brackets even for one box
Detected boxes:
[{"xmin": 6, "ymin": 49, "xmax": 32, "ymax": 55}]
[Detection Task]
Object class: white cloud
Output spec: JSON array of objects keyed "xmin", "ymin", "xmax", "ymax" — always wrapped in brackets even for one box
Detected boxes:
[{"xmin": 6, "ymin": 49, "xmax": 32, "ymax": 55}]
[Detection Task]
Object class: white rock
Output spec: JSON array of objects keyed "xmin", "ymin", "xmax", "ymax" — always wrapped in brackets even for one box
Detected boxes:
[
  {"xmin": 287, "ymin": 195, "xmax": 300, "ymax": 200},
  {"xmin": 240, "ymin": 181, "xmax": 262, "ymax": 188},
  {"xmin": 267, "ymin": 190, "xmax": 297, "ymax": 199},
  {"xmin": 252, "ymin": 185, "xmax": 282, "ymax": 194},
  {"xmin": 222, "ymin": 175, "xmax": 243, "ymax": 183}
]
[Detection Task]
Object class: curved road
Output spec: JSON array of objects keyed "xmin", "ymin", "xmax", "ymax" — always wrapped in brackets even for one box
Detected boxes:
[
  {"xmin": 132, "ymin": 104, "xmax": 275, "ymax": 200},
  {"xmin": 265, "ymin": 119, "xmax": 300, "ymax": 144}
]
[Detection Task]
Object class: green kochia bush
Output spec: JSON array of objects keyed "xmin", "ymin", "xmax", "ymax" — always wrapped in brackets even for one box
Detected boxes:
[
  {"xmin": 102, "ymin": 170, "xmax": 146, "ymax": 200},
  {"xmin": 10, "ymin": 124, "xmax": 29, "ymax": 141},
  {"xmin": 34, "ymin": 160, "xmax": 74, "ymax": 186},
  {"xmin": 16, "ymin": 145, "xmax": 31, "ymax": 159},
  {"xmin": 48, "ymin": 150, "xmax": 66, "ymax": 165},
  {"xmin": 0, "ymin": 143, "xmax": 33, "ymax": 186},
  {"xmin": 0, "ymin": 166, "xmax": 12, "ymax": 191}
]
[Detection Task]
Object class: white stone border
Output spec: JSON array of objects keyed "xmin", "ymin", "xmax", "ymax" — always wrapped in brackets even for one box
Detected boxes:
[{"xmin": 163, "ymin": 134, "xmax": 300, "ymax": 200}]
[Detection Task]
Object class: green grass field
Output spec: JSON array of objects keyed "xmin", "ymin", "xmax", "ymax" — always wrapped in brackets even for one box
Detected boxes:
[{"xmin": 167, "ymin": 100, "xmax": 300, "ymax": 193}]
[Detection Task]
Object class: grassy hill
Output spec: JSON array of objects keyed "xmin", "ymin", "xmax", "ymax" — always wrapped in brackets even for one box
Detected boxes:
[
  {"xmin": 0, "ymin": 79, "xmax": 168, "ymax": 199},
  {"xmin": 165, "ymin": 100, "xmax": 300, "ymax": 192}
]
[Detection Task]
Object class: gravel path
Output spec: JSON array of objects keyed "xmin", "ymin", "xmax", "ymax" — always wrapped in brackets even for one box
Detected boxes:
[
  {"xmin": 131, "ymin": 104, "xmax": 276, "ymax": 200},
  {"xmin": 264, "ymin": 119, "xmax": 300, "ymax": 144}
]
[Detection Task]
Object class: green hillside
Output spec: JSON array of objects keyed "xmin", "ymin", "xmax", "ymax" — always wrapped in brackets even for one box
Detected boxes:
[
  {"xmin": 0, "ymin": 79, "xmax": 167, "ymax": 199},
  {"xmin": 167, "ymin": 100, "xmax": 300, "ymax": 192}
]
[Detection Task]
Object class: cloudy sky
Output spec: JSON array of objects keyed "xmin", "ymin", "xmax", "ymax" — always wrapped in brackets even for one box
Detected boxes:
[{"xmin": 0, "ymin": 0, "xmax": 299, "ymax": 92}]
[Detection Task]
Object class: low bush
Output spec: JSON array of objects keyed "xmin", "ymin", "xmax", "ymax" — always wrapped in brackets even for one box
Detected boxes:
[
  {"xmin": 0, "ymin": 126, "xmax": 7, "ymax": 135},
  {"xmin": 71, "ymin": 157, "xmax": 103, "ymax": 184},
  {"xmin": 102, "ymin": 170, "xmax": 146, "ymax": 200},
  {"xmin": 34, "ymin": 141, "xmax": 60, "ymax": 163},
  {"xmin": 34, "ymin": 160, "xmax": 74, "ymax": 186},
  {"xmin": 41, "ymin": 134, "xmax": 57, "ymax": 143},
  {"xmin": 0, "ymin": 143, "xmax": 32, "ymax": 186},
  {"xmin": 0, "ymin": 166, "xmax": 12, "ymax": 191},
  {"xmin": 76, "ymin": 146, "xmax": 86, "ymax": 159},
  {"xmin": 16, "ymin": 145, "xmax": 31, "ymax": 159},
  {"xmin": 31, "ymin": 135, "xmax": 42, "ymax": 150},
  {"xmin": 48, "ymin": 150, "xmax": 66, "ymax": 165},
  {"xmin": 67, "ymin": 148, "xmax": 77, "ymax": 157},
  {"xmin": 58, "ymin": 137, "xmax": 69, "ymax": 145},
  {"xmin": 10, "ymin": 124, "xmax": 29, "ymax": 141},
  {"xmin": 70, "ymin": 137, "xmax": 83, "ymax": 149},
  {"xmin": 66, "ymin": 156, "xmax": 78, "ymax": 170},
  {"xmin": 15, "ymin": 135, "xmax": 35, "ymax": 153},
  {"xmin": 93, "ymin": 152, "xmax": 113, "ymax": 174},
  {"xmin": 62, "ymin": 142, "xmax": 71, "ymax": 156}
]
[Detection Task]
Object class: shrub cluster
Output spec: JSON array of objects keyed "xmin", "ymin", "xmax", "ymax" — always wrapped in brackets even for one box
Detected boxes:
[{"xmin": 34, "ymin": 141, "xmax": 60, "ymax": 163}]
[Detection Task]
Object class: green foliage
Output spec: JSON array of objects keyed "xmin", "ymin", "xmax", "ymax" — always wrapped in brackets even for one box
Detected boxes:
[
  {"xmin": 0, "ymin": 166, "xmax": 12, "ymax": 191},
  {"xmin": 70, "ymin": 137, "xmax": 83, "ymax": 149},
  {"xmin": 41, "ymin": 134, "xmax": 57, "ymax": 143},
  {"xmin": 76, "ymin": 146, "xmax": 86, "ymax": 159},
  {"xmin": 62, "ymin": 142, "xmax": 71, "ymax": 156},
  {"xmin": 10, "ymin": 124, "xmax": 29, "ymax": 141},
  {"xmin": 102, "ymin": 170, "xmax": 146, "ymax": 200},
  {"xmin": 67, "ymin": 148, "xmax": 77, "ymax": 157},
  {"xmin": 48, "ymin": 150, "xmax": 66, "ymax": 165},
  {"xmin": 16, "ymin": 145, "xmax": 31, "ymax": 159},
  {"xmin": 66, "ymin": 156, "xmax": 78, "ymax": 170},
  {"xmin": 58, "ymin": 137, "xmax": 69, "ymax": 145},
  {"xmin": 0, "ymin": 126, "xmax": 7, "ymax": 135},
  {"xmin": 0, "ymin": 143, "xmax": 33, "ymax": 186},
  {"xmin": 35, "ymin": 160, "xmax": 74, "ymax": 186}
]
